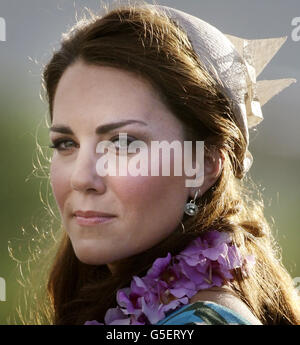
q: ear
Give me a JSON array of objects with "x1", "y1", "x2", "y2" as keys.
[{"x1": 188, "y1": 148, "x2": 224, "y2": 199}]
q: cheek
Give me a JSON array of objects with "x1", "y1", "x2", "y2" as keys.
[
  {"x1": 111, "y1": 173, "x2": 187, "y2": 256},
  {"x1": 50, "y1": 158, "x2": 70, "y2": 214},
  {"x1": 117, "y1": 153, "x2": 188, "y2": 221},
  {"x1": 114, "y1": 173, "x2": 187, "y2": 227}
]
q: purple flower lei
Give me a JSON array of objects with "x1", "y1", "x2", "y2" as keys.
[{"x1": 84, "y1": 230, "x2": 255, "y2": 325}]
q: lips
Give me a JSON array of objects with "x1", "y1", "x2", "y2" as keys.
[
  {"x1": 74, "y1": 210, "x2": 115, "y2": 218},
  {"x1": 73, "y1": 210, "x2": 116, "y2": 226}
]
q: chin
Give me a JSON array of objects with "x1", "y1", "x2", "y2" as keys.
[
  {"x1": 77, "y1": 255, "x2": 101, "y2": 265},
  {"x1": 72, "y1": 244, "x2": 106, "y2": 266}
]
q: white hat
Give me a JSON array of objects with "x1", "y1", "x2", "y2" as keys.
[{"x1": 149, "y1": 5, "x2": 296, "y2": 175}]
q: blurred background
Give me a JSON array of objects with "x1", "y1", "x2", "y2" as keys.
[{"x1": 0, "y1": 0, "x2": 299, "y2": 324}]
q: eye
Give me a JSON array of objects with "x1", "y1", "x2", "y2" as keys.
[
  {"x1": 110, "y1": 135, "x2": 137, "y2": 152},
  {"x1": 48, "y1": 138, "x2": 77, "y2": 151}
]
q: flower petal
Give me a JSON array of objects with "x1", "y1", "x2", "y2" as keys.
[
  {"x1": 104, "y1": 307, "x2": 129, "y2": 324},
  {"x1": 147, "y1": 253, "x2": 172, "y2": 279}
]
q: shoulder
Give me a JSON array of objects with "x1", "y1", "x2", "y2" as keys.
[
  {"x1": 156, "y1": 287, "x2": 263, "y2": 325},
  {"x1": 189, "y1": 286, "x2": 263, "y2": 325}
]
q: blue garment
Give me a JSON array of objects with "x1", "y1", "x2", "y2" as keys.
[{"x1": 155, "y1": 301, "x2": 253, "y2": 325}]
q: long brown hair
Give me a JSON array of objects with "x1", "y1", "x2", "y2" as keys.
[{"x1": 14, "y1": 0, "x2": 300, "y2": 324}]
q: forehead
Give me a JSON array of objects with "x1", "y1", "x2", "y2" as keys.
[
  {"x1": 52, "y1": 61, "x2": 169, "y2": 125},
  {"x1": 51, "y1": 61, "x2": 186, "y2": 140}
]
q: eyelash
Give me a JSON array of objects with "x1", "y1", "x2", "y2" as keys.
[
  {"x1": 48, "y1": 135, "x2": 137, "y2": 152},
  {"x1": 48, "y1": 138, "x2": 77, "y2": 151}
]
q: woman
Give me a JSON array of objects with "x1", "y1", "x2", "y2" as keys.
[{"x1": 25, "y1": 1, "x2": 300, "y2": 325}]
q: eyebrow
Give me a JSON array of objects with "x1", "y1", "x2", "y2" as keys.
[{"x1": 49, "y1": 119, "x2": 148, "y2": 135}]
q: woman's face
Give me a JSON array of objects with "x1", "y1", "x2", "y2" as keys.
[{"x1": 49, "y1": 60, "x2": 195, "y2": 268}]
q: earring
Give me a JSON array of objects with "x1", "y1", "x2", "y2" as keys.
[
  {"x1": 180, "y1": 221, "x2": 186, "y2": 233},
  {"x1": 184, "y1": 189, "x2": 200, "y2": 216}
]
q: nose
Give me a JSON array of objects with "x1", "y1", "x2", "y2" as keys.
[{"x1": 70, "y1": 144, "x2": 106, "y2": 194}]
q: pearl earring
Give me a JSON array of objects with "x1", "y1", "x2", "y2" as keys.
[{"x1": 184, "y1": 189, "x2": 201, "y2": 216}]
